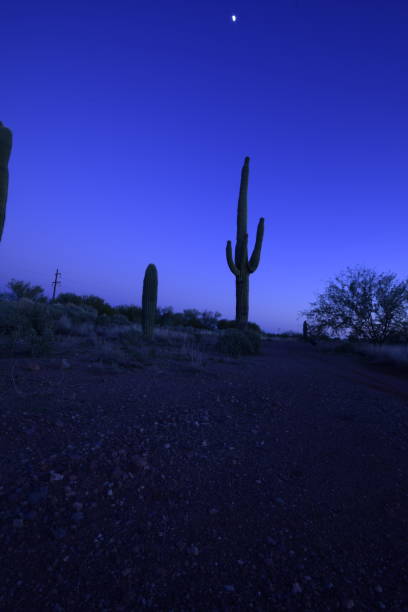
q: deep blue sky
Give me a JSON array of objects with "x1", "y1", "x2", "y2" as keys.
[{"x1": 1, "y1": 0, "x2": 407, "y2": 332}]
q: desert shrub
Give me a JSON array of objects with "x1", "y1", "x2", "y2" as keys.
[
  {"x1": 55, "y1": 292, "x2": 84, "y2": 306},
  {"x1": 96, "y1": 313, "x2": 111, "y2": 328},
  {"x1": 0, "y1": 302, "x2": 24, "y2": 335},
  {"x1": 6, "y1": 279, "x2": 46, "y2": 302},
  {"x1": 111, "y1": 313, "x2": 129, "y2": 326},
  {"x1": 303, "y1": 267, "x2": 408, "y2": 343},
  {"x1": 28, "y1": 327, "x2": 55, "y2": 356},
  {"x1": 0, "y1": 300, "x2": 55, "y2": 355},
  {"x1": 0, "y1": 292, "x2": 16, "y2": 302},
  {"x1": 53, "y1": 314, "x2": 73, "y2": 335},
  {"x1": 70, "y1": 322, "x2": 96, "y2": 336},
  {"x1": 94, "y1": 341, "x2": 128, "y2": 365},
  {"x1": 5, "y1": 326, "x2": 55, "y2": 356},
  {"x1": 215, "y1": 328, "x2": 260, "y2": 357},
  {"x1": 360, "y1": 343, "x2": 408, "y2": 366},
  {"x1": 82, "y1": 295, "x2": 114, "y2": 316},
  {"x1": 332, "y1": 341, "x2": 357, "y2": 354},
  {"x1": 114, "y1": 305, "x2": 142, "y2": 323},
  {"x1": 243, "y1": 329, "x2": 262, "y2": 353},
  {"x1": 246, "y1": 322, "x2": 262, "y2": 334},
  {"x1": 15, "y1": 299, "x2": 53, "y2": 336},
  {"x1": 217, "y1": 319, "x2": 262, "y2": 334},
  {"x1": 61, "y1": 303, "x2": 98, "y2": 324},
  {"x1": 47, "y1": 303, "x2": 67, "y2": 320},
  {"x1": 118, "y1": 328, "x2": 143, "y2": 348}
]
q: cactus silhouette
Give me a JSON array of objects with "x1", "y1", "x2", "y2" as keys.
[
  {"x1": 142, "y1": 264, "x2": 158, "y2": 340},
  {"x1": 303, "y1": 320, "x2": 309, "y2": 340},
  {"x1": 0, "y1": 121, "x2": 12, "y2": 241},
  {"x1": 226, "y1": 157, "x2": 264, "y2": 329}
]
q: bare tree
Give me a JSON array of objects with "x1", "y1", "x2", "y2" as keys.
[{"x1": 302, "y1": 267, "x2": 408, "y2": 343}]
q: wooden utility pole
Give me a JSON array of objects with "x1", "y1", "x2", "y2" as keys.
[{"x1": 51, "y1": 268, "x2": 62, "y2": 301}]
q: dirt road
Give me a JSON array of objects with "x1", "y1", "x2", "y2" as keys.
[{"x1": 0, "y1": 339, "x2": 407, "y2": 611}]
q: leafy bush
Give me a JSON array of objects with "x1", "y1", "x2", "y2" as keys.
[{"x1": 215, "y1": 328, "x2": 261, "y2": 357}]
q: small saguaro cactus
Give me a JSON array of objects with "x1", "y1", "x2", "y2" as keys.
[
  {"x1": 142, "y1": 263, "x2": 158, "y2": 340},
  {"x1": 226, "y1": 157, "x2": 265, "y2": 329},
  {"x1": 303, "y1": 320, "x2": 309, "y2": 340},
  {"x1": 0, "y1": 121, "x2": 13, "y2": 241}
]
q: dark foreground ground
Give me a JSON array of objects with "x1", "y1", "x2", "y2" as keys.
[{"x1": 1, "y1": 338, "x2": 408, "y2": 611}]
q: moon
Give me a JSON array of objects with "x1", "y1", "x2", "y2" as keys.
[{"x1": 232, "y1": 15, "x2": 237, "y2": 22}]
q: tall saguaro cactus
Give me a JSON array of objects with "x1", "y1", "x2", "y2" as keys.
[
  {"x1": 142, "y1": 264, "x2": 158, "y2": 340},
  {"x1": 226, "y1": 157, "x2": 264, "y2": 329},
  {"x1": 0, "y1": 121, "x2": 12, "y2": 242},
  {"x1": 227, "y1": 157, "x2": 265, "y2": 328}
]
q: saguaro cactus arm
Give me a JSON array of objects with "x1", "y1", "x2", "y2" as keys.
[
  {"x1": 248, "y1": 217, "x2": 265, "y2": 273},
  {"x1": 226, "y1": 240, "x2": 240, "y2": 276}
]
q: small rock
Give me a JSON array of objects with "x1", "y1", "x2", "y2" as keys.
[
  {"x1": 25, "y1": 362, "x2": 40, "y2": 371},
  {"x1": 23, "y1": 510, "x2": 37, "y2": 520},
  {"x1": 29, "y1": 487, "x2": 48, "y2": 504},
  {"x1": 292, "y1": 582, "x2": 302, "y2": 594},
  {"x1": 61, "y1": 359, "x2": 71, "y2": 369},
  {"x1": 344, "y1": 600, "x2": 354, "y2": 609},
  {"x1": 224, "y1": 585, "x2": 235, "y2": 592},
  {"x1": 72, "y1": 512, "x2": 84, "y2": 522},
  {"x1": 50, "y1": 471, "x2": 64, "y2": 481},
  {"x1": 188, "y1": 545, "x2": 199, "y2": 556},
  {"x1": 132, "y1": 455, "x2": 149, "y2": 469},
  {"x1": 209, "y1": 508, "x2": 219, "y2": 515},
  {"x1": 374, "y1": 585, "x2": 383, "y2": 593}
]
